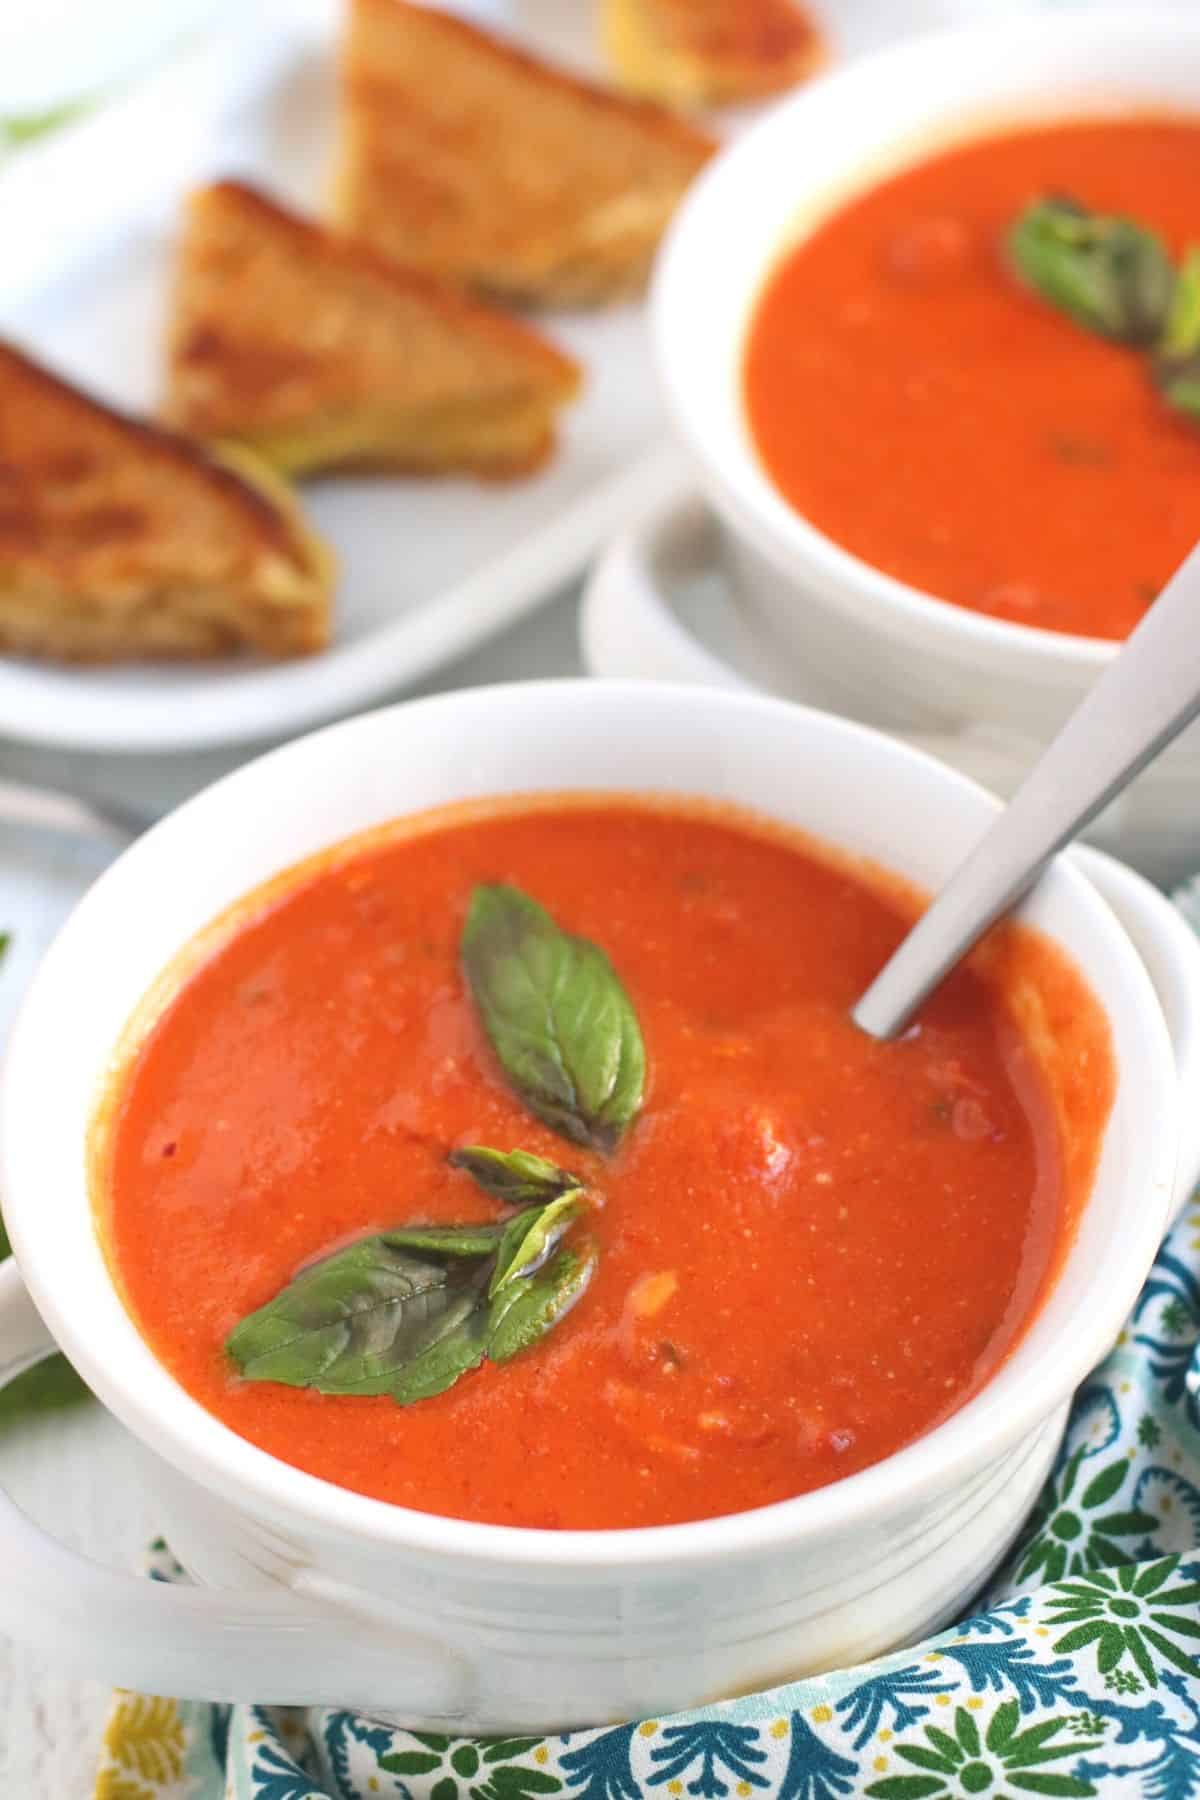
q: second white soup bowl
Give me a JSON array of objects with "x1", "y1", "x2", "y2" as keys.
[
  {"x1": 652, "y1": 10, "x2": 1200, "y2": 744},
  {"x1": 2, "y1": 683, "x2": 1200, "y2": 1727}
]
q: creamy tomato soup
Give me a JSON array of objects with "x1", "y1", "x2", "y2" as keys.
[
  {"x1": 97, "y1": 799, "x2": 1112, "y2": 1529},
  {"x1": 745, "y1": 117, "x2": 1200, "y2": 640}
]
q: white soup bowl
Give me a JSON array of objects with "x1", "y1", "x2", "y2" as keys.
[
  {"x1": 652, "y1": 9, "x2": 1200, "y2": 753},
  {"x1": 2, "y1": 682, "x2": 1200, "y2": 1728}
]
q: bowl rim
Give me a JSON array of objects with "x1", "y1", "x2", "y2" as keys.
[
  {"x1": 0, "y1": 680, "x2": 1178, "y2": 1573},
  {"x1": 651, "y1": 6, "x2": 1200, "y2": 673}
]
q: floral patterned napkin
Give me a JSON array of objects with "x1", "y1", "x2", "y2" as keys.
[{"x1": 92, "y1": 885, "x2": 1200, "y2": 1800}]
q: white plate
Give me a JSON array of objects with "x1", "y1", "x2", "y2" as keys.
[
  {"x1": 0, "y1": 0, "x2": 704, "y2": 753},
  {"x1": 579, "y1": 484, "x2": 1200, "y2": 888},
  {"x1": 0, "y1": 0, "x2": 1017, "y2": 755}
]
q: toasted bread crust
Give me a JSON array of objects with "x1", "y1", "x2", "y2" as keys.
[
  {"x1": 349, "y1": 0, "x2": 718, "y2": 155},
  {"x1": 0, "y1": 341, "x2": 333, "y2": 661},
  {"x1": 166, "y1": 180, "x2": 581, "y2": 475},
  {"x1": 187, "y1": 181, "x2": 582, "y2": 379},
  {"x1": 603, "y1": 0, "x2": 824, "y2": 104},
  {"x1": 334, "y1": 0, "x2": 715, "y2": 306}
]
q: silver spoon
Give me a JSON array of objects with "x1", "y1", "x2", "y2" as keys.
[{"x1": 854, "y1": 539, "x2": 1200, "y2": 1039}]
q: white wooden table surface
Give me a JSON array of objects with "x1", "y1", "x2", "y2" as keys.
[{"x1": 0, "y1": 589, "x2": 584, "y2": 1798}]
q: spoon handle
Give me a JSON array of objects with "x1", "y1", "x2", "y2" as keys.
[{"x1": 853, "y1": 539, "x2": 1200, "y2": 1039}]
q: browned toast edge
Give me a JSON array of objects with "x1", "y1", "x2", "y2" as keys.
[
  {"x1": 183, "y1": 180, "x2": 583, "y2": 400},
  {"x1": 341, "y1": 0, "x2": 717, "y2": 165},
  {"x1": 0, "y1": 339, "x2": 317, "y2": 571}
]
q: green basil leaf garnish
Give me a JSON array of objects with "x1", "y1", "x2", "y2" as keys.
[
  {"x1": 1155, "y1": 244, "x2": 1200, "y2": 423},
  {"x1": 449, "y1": 1145, "x2": 581, "y2": 1206},
  {"x1": 382, "y1": 1222, "x2": 507, "y2": 1258},
  {"x1": 488, "y1": 1241, "x2": 597, "y2": 1365},
  {"x1": 388, "y1": 1306, "x2": 491, "y2": 1406},
  {"x1": 461, "y1": 884, "x2": 646, "y2": 1153},
  {"x1": 227, "y1": 884, "x2": 633, "y2": 1409},
  {"x1": 227, "y1": 1237, "x2": 493, "y2": 1397},
  {"x1": 1009, "y1": 194, "x2": 1174, "y2": 345},
  {"x1": 490, "y1": 1192, "x2": 587, "y2": 1296},
  {"x1": 229, "y1": 1204, "x2": 595, "y2": 1404},
  {"x1": 491, "y1": 1207, "x2": 549, "y2": 1295},
  {"x1": 1162, "y1": 245, "x2": 1200, "y2": 358}
]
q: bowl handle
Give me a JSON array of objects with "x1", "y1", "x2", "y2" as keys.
[
  {"x1": 0, "y1": 1260, "x2": 469, "y2": 1710},
  {"x1": 1072, "y1": 846, "x2": 1200, "y2": 1221}
]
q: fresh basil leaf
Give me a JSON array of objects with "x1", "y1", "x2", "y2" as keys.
[
  {"x1": 1155, "y1": 245, "x2": 1200, "y2": 423},
  {"x1": 227, "y1": 1236, "x2": 493, "y2": 1396},
  {"x1": 488, "y1": 1241, "x2": 597, "y2": 1365},
  {"x1": 491, "y1": 1207, "x2": 547, "y2": 1294},
  {"x1": 461, "y1": 885, "x2": 646, "y2": 1153},
  {"x1": 449, "y1": 1145, "x2": 581, "y2": 1207},
  {"x1": 229, "y1": 1183, "x2": 598, "y2": 1405},
  {"x1": 1162, "y1": 245, "x2": 1200, "y2": 359},
  {"x1": 490, "y1": 1192, "x2": 587, "y2": 1297},
  {"x1": 1009, "y1": 194, "x2": 1174, "y2": 345},
  {"x1": 389, "y1": 1304, "x2": 491, "y2": 1405},
  {"x1": 382, "y1": 1222, "x2": 506, "y2": 1258}
]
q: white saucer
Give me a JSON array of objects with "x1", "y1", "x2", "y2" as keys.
[{"x1": 579, "y1": 485, "x2": 1200, "y2": 887}]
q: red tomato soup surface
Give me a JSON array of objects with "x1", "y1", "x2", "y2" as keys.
[
  {"x1": 744, "y1": 117, "x2": 1200, "y2": 640},
  {"x1": 99, "y1": 800, "x2": 1113, "y2": 1529}
]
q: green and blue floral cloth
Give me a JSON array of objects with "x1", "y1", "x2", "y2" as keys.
[{"x1": 92, "y1": 878, "x2": 1200, "y2": 1800}]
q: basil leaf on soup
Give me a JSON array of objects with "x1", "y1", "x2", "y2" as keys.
[
  {"x1": 461, "y1": 884, "x2": 646, "y2": 1153},
  {"x1": 489, "y1": 1241, "x2": 597, "y2": 1365},
  {"x1": 490, "y1": 1207, "x2": 547, "y2": 1295},
  {"x1": 228, "y1": 1200, "x2": 597, "y2": 1405},
  {"x1": 1009, "y1": 194, "x2": 1174, "y2": 345},
  {"x1": 449, "y1": 1144, "x2": 581, "y2": 1206},
  {"x1": 388, "y1": 1304, "x2": 492, "y2": 1406},
  {"x1": 490, "y1": 1191, "x2": 588, "y2": 1297},
  {"x1": 1155, "y1": 245, "x2": 1200, "y2": 423},
  {"x1": 227, "y1": 1236, "x2": 494, "y2": 1397},
  {"x1": 382, "y1": 1222, "x2": 507, "y2": 1258}
]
